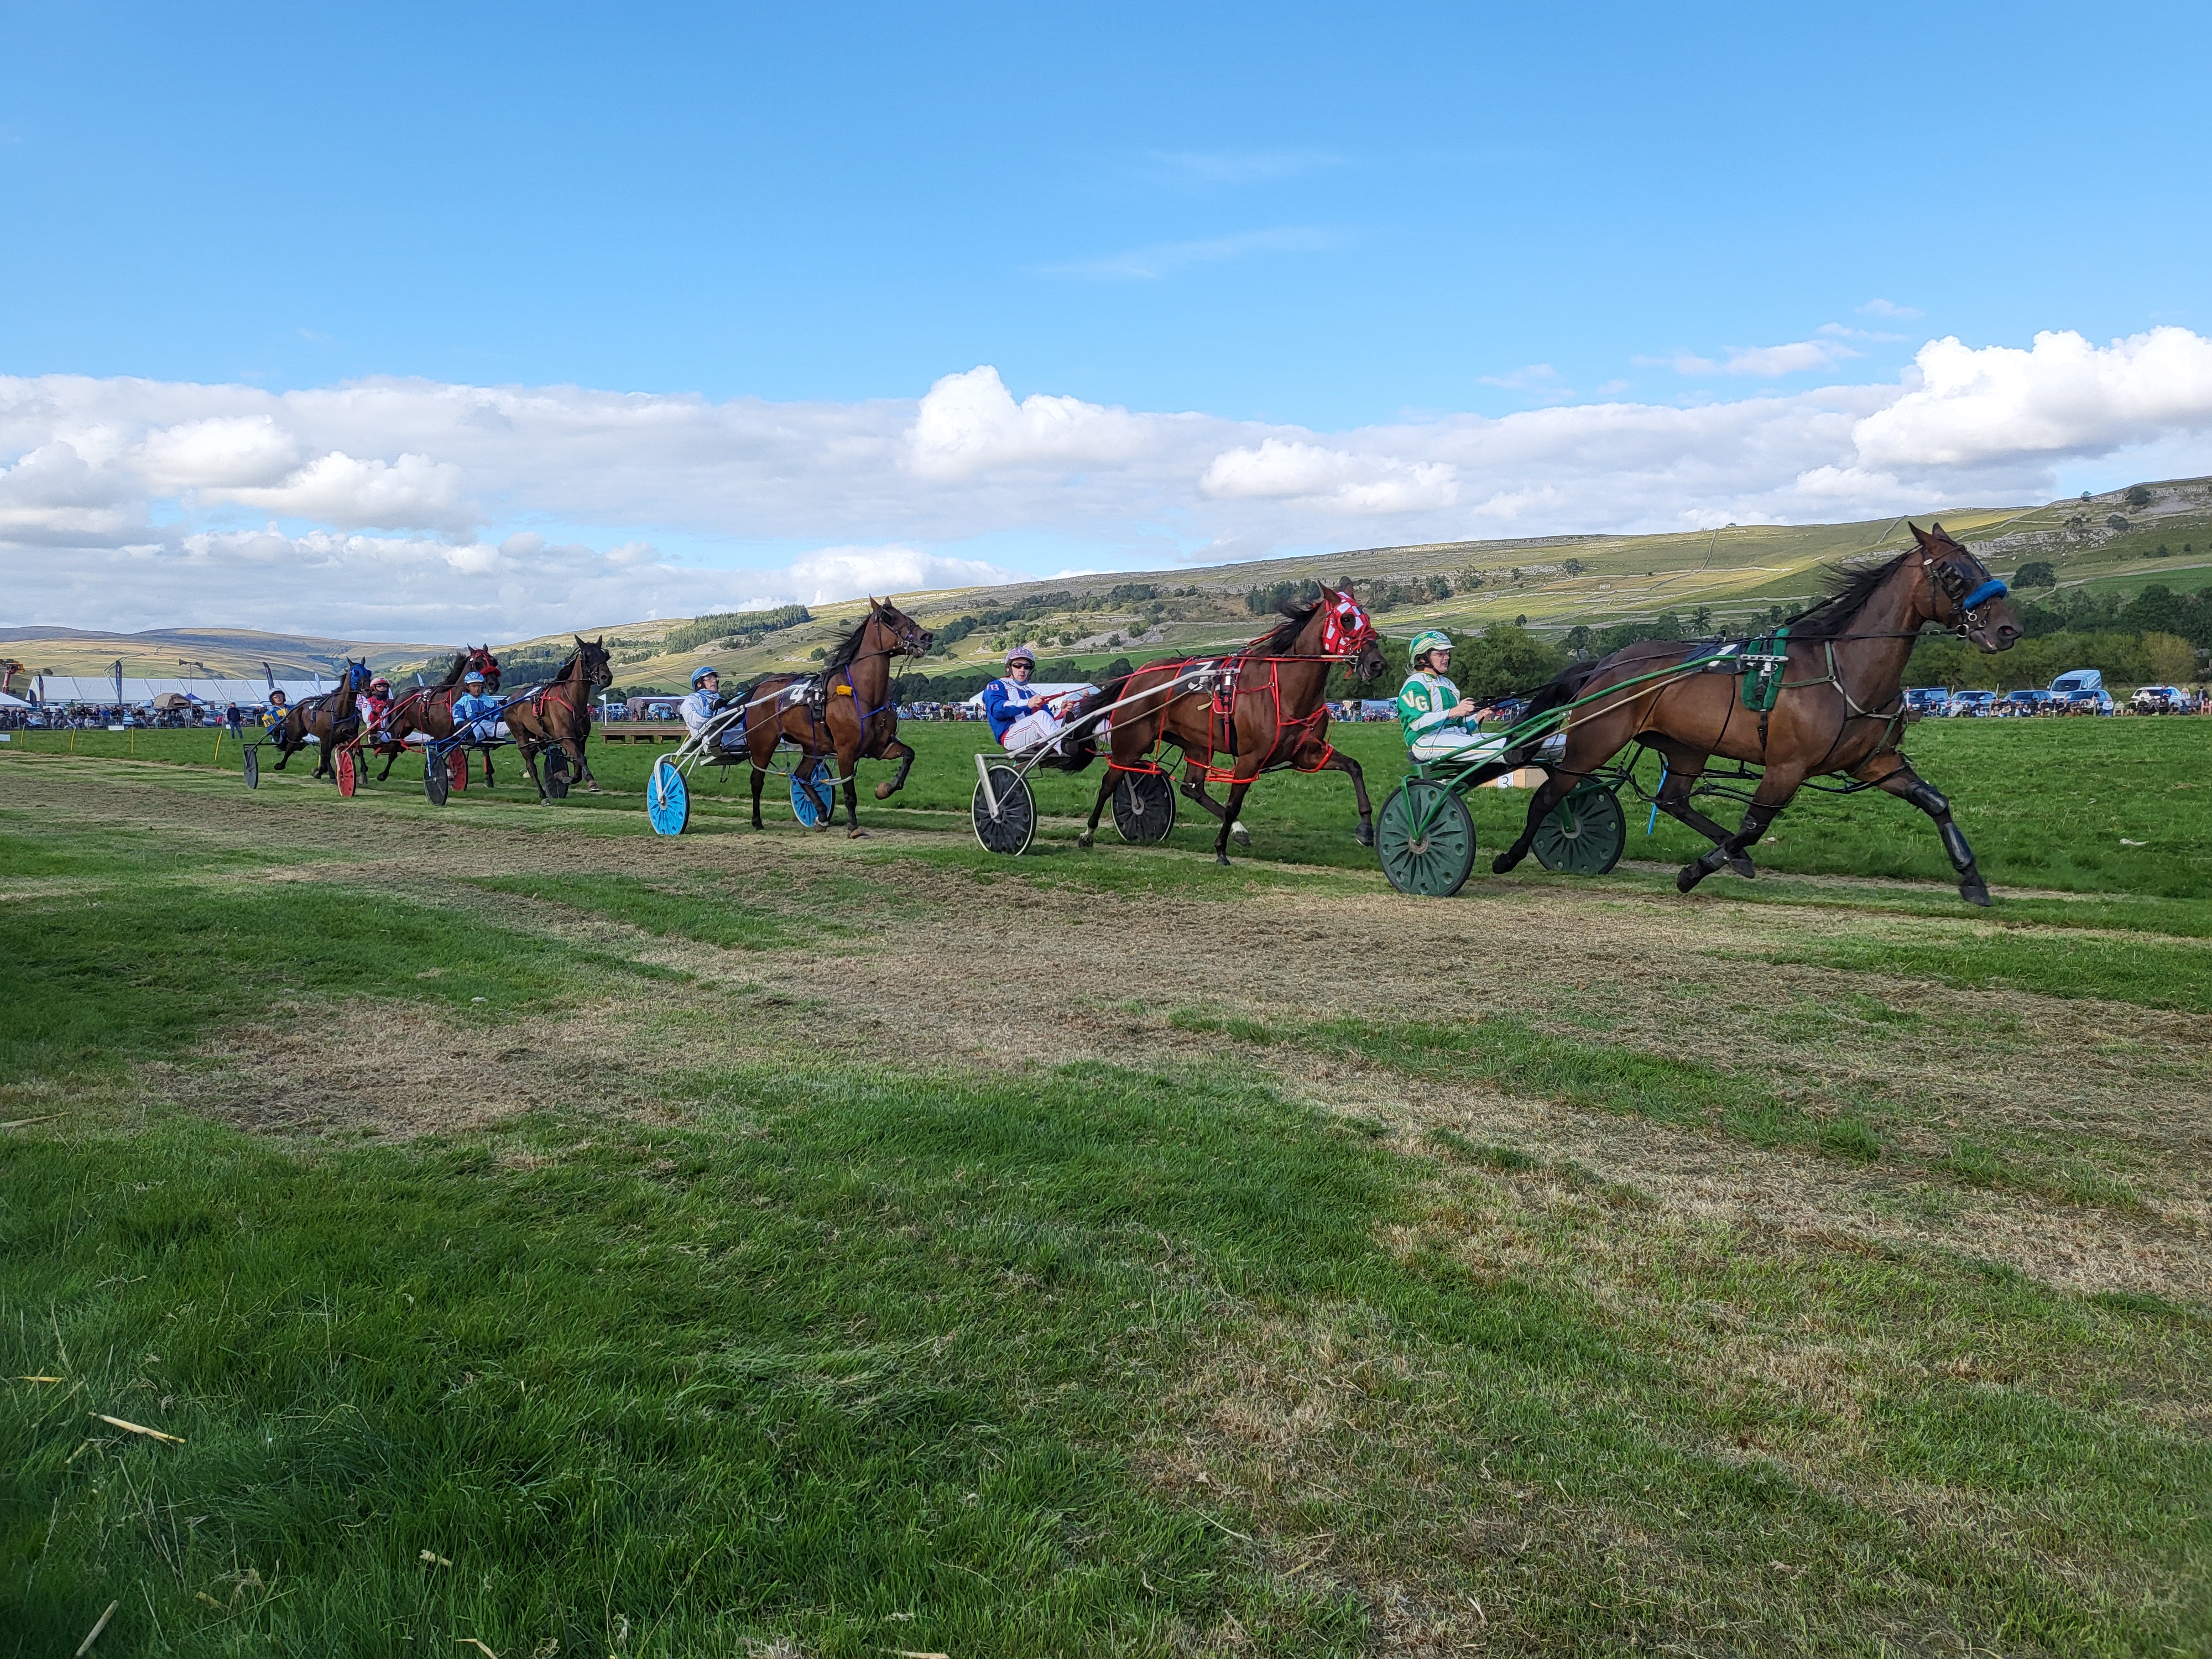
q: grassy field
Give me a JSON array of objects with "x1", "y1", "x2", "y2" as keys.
[{"x1": 2, "y1": 730, "x2": 2208, "y2": 1657}]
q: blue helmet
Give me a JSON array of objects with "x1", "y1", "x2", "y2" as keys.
[{"x1": 691, "y1": 665, "x2": 720, "y2": 688}]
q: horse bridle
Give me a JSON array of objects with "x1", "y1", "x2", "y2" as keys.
[{"x1": 1923, "y1": 544, "x2": 2008, "y2": 637}]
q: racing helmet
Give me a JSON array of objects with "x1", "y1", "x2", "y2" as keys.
[
  {"x1": 691, "y1": 665, "x2": 720, "y2": 688},
  {"x1": 367, "y1": 676, "x2": 390, "y2": 693},
  {"x1": 1407, "y1": 630, "x2": 1452, "y2": 670},
  {"x1": 1005, "y1": 645, "x2": 1036, "y2": 667},
  {"x1": 462, "y1": 670, "x2": 487, "y2": 687}
]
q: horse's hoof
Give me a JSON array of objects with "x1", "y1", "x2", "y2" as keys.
[
  {"x1": 1960, "y1": 874, "x2": 1991, "y2": 907},
  {"x1": 1729, "y1": 855, "x2": 1756, "y2": 879},
  {"x1": 1491, "y1": 853, "x2": 1516, "y2": 875},
  {"x1": 1215, "y1": 854, "x2": 1232, "y2": 867},
  {"x1": 1676, "y1": 859, "x2": 1712, "y2": 894},
  {"x1": 1231, "y1": 822, "x2": 1251, "y2": 848},
  {"x1": 873, "y1": 782, "x2": 895, "y2": 800},
  {"x1": 1076, "y1": 831, "x2": 1093, "y2": 849},
  {"x1": 1354, "y1": 823, "x2": 1375, "y2": 848},
  {"x1": 847, "y1": 829, "x2": 869, "y2": 839}
]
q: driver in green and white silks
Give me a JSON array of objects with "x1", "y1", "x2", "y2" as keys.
[{"x1": 1397, "y1": 631, "x2": 1506, "y2": 766}]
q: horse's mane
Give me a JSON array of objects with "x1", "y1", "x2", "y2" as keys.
[
  {"x1": 823, "y1": 608, "x2": 880, "y2": 673},
  {"x1": 1785, "y1": 549, "x2": 1914, "y2": 640},
  {"x1": 1251, "y1": 595, "x2": 1324, "y2": 656},
  {"x1": 434, "y1": 650, "x2": 468, "y2": 687}
]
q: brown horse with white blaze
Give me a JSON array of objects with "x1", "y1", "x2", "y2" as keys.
[
  {"x1": 1491, "y1": 523, "x2": 2021, "y2": 905},
  {"x1": 506, "y1": 637, "x2": 614, "y2": 801},
  {"x1": 735, "y1": 598, "x2": 932, "y2": 837},
  {"x1": 1061, "y1": 582, "x2": 1388, "y2": 864}
]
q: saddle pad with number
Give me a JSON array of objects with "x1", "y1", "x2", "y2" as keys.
[{"x1": 1740, "y1": 628, "x2": 1792, "y2": 713}]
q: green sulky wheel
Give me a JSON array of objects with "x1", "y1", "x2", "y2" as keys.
[
  {"x1": 1531, "y1": 781, "x2": 1627, "y2": 875},
  {"x1": 1376, "y1": 778, "x2": 1476, "y2": 897}
]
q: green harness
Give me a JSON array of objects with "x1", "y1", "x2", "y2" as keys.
[{"x1": 1740, "y1": 627, "x2": 1792, "y2": 713}]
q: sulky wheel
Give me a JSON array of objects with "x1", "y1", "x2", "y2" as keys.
[
  {"x1": 423, "y1": 749, "x2": 450, "y2": 806},
  {"x1": 543, "y1": 745, "x2": 571, "y2": 800},
  {"x1": 1376, "y1": 778, "x2": 1476, "y2": 897},
  {"x1": 1111, "y1": 769, "x2": 1177, "y2": 844},
  {"x1": 335, "y1": 747, "x2": 357, "y2": 798},
  {"x1": 789, "y1": 757, "x2": 836, "y2": 828},
  {"x1": 971, "y1": 765, "x2": 1036, "y2": 856},
  {"x1": 242, "y1": 744, "x2": 260, "y2": 790},
  {"x1": 448, "y1": 748, "x2": 470, "y2": 794},
  {"x1": 1531, "y1": 781, "x2": 1626, "y2": 876},
  {"x1": 646, "y1": 755, "x2": 690, "y2": 836}
]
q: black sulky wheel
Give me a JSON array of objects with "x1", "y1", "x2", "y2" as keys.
[
  {"x1": 544, "y1": 745, "x2": 571, "y2": 800},
  {"x1": 971, "y1": 765, "x2": 1036, "y2": 856},
  {"x1": 1376, "y1": 778, "x2": 1476, "y2": 897},
  {"x1": 242, "y1": 744, "x2": 260, "y2": 790},
  {"x1": 1111, "y1": 769, "x2": 1177, "y2": 844},
  {"x1": 424, "y1": 749, "x2": 450, "y2": 806},
  {"x1": 1532, "y1": 780, "x2": 1627, "y2": 876}
]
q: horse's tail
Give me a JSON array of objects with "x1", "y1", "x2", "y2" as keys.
[{"x1": 1496, "y1": 660, "x2": 1605, "y2": 770}]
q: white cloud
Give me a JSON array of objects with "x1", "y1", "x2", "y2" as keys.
[
  {"x1": 11, "y1": 327, "x2": 2212, "y2": 639},
  {"x1": 1479, "y1": 363, "x2": 1563, "y2": 391},
  {"x1": 1645, "y1": 339, "x2": 1861, "y2": 377},
  {"x1": 1035, "y1": 226, "x2": 1338, "y2": 281},
  {"x1": 1859, "y1": 298, "x2": 1924, "y2": 319}
]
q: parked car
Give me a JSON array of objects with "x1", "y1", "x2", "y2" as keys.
[
  {"x1": 1905, "y1": 686, "x2": 1950, "y2": 716},
  {"x1": 2000, "y1": 688, "x2": 2057, "y2": 716},
  {"x1": 2058, "y1": 686, "x2": 2114, "y2": 714},
  {"x1": 2131, "y1": 684, "x2": 2194, "y2": 713},
  {"x1": 1947, "y1": 690, "x2": 2000, "y2": 717}
]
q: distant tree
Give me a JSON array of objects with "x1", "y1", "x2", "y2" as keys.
[
  {"x1": 1563, "y1": 624, "x2": 1595, "y2": 659},
  {"x1": 2151, "y1": 544, "x2": 2172, "y2": 559},
  {"x1": 1563, "y1": 557, "x2": 1585, "y2": 577},
  {"x1": 1509, "y1": 567, "x2": 1525, "y2": 583},
  {"x1": 1650, "y1": 610, "x2": 1685, "y2": 641},
  {"x1": 1691, "y1": 605, "x2": 1713, "y2": 632},
  {"x1": 2144, "y1": 632, "x2": 2197, "y2": 682},
  {"x1": 1456, "y1": 622, "x2": 1567, "y2": 703},
  {"x1": 2012, "y1": 561, "x2": 2058, "y2": 588},
  {"x1": 2107, "y1": 514, "x2": 2131, "y2": 532},
  {"x1": 1514, "y1": 613, "x2": 1527, "y2": 627},
  {"x1": 2125, "y1": 484, "x2": 2154, "y2": 508}
]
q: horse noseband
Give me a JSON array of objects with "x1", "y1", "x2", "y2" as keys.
[{"x1": 1928, "y1": 554, "x2": 2007, "y2": 633}]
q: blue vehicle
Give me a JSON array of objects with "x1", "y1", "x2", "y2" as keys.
[
  {"x1": 2000, "y1": 688, "x2": 2057, "y2": 716},
  {"x1": 2059, "y1": 686, "x2": 2114, "y2": 715},
  {"x1": 1905, "y1": 686, "x2": 1950, "y2": 715},
  {"x1": 1947, "y1": 690, "x2": 2000, "y2": 717}
]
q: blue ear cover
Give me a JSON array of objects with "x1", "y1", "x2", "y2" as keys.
[{"x1": 1961, "y1": 579, "x2": 2008, "y2": 609}]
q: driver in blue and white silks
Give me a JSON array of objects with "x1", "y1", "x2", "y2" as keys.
[
  {"x1": 451, "y1": 670, "x2": 504, "y2": 743},
  {"x1": 679, "y1": 665, "x2": 724, "y2": 735},
  {"x1": 982, "y1": 646, "x2": 1071, "y2": 753},
  {"x1": 1397, "y1": 632, "x2": 1505, "y2": 766}
]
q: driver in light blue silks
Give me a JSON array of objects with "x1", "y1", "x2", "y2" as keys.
[
  {"x1": 1397, "y1": 631, "x2": 1505, "y2": 766},
  {"x1": 678, "y1": 665, "x2": 723, "y2": 736},
  {"x1": 451, "y1": 670, "x2": 503, "y2": 743}
]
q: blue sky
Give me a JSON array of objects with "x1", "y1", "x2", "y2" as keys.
[{"x1": 6, "y1": 1, "x2": 2212, "y2": 635}]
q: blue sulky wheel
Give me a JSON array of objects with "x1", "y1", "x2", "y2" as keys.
[
  {"x1": 1531, "y1": 781, "x2": 1626, "y2": 876},
  {"x1": 646, "y1": 755, "x2": 690, "y2": 836},
  {"x1": 1376, "y1": 778, "x2": 1475, "y2": 896},
  {"x1": 788, "y1": 758, "x2": 836, "y2": 828}
]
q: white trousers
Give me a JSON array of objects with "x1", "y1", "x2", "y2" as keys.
[
  {"x1": 1001, "y1": 708, "x2": 1067, "y2": 752},
  {"x1": 1410, "y1": 729, "x2": 1505, "y2": 766}
]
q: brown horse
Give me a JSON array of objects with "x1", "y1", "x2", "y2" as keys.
[
  {"x1": 377, "y1": 645, "x2": 503, "y2": 782},
  {"x1": 736, "y1": 598, "x2": 932, "y2": 836},
  {"x1": 1063, "y1": 582, "x2": 1387, "y2": 864},
  {"x1": 1490, "y1": 523, "x2": 2021, "y2": 905},
  {"x1": 506, "y1": 637, "x2": 614, "y2": 801},
  {"x1": 269, "y1": 659, "x2": 370, "y2": 781}
]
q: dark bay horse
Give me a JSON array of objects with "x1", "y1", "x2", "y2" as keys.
[
  {"x1": 1491, "y1": 523, "x2": 2020, "y2": 905},
  {"x1": 269, "y1": 660, "x2": 371, "y2": 781},
  {"x1": 1063, "y1": 582, "x2": 1387, "y2": 864},
  {"x1": 736, "y1": 598, "x2": 932, "y2": 837},
  {"x1": 506, "y1": 637, "x2": 614, "y2": 801},
  {"x1": 377, "y1": 645, "x2": 502, "y2": 782}
]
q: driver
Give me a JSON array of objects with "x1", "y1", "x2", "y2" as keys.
[
  {"x1": 982, "y1": 646, "x2": 1071, "y2": 752},
  {"x1": 260, "y1": 689, "x2": 289, "y2": 733},
  {"x1": 357, "y1": 675, "x2": 394, "y2": 743},
  {"x1": 1397, "y1": 631, "x2": 1503, "y2": 765},
  {"x1": 679, "y1": 665, "x2": 724, "y2": 735},
  {"x1": 451, "y1": 670, "x2": 503, "y2": 744}
]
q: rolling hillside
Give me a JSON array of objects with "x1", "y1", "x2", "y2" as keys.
[
  {"x1": 0, "y1": 625, "x2": 445, "y2": 681},
  {"x1": 515, "y1": 475, "x2": 2212, "y2": 691}
]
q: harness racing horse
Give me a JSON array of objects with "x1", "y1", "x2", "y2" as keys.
[
  {"x1": 1491, "y1": 523, "x2": 2021, "y2": 905},
  {"x1": 268, "y1": 659, "x2": 372, "y2": 781},
  {"x1": 736, "y1": 598, "x2": 933, "y2": 837},
  {"x1": 376, "y1": 645, "x2": 503, "y2": 783},
  {"x1": 506, "y1": 637, "x2": 614, "y2": 801},
  {"x1": 1063, "y1": 582, "x2": 1389, "y2": 865}
]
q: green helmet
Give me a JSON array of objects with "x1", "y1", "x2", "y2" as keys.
[{"x1": 1407, "y1": 630, "x2": 1452, "y2": 667}]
